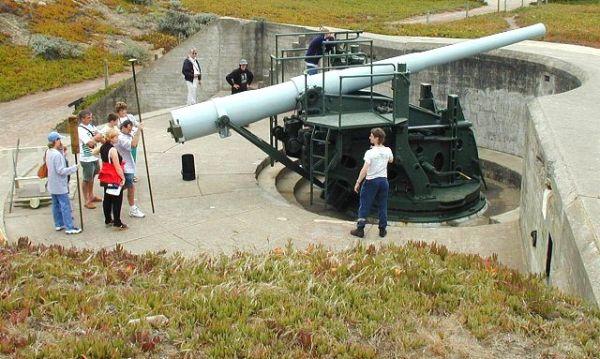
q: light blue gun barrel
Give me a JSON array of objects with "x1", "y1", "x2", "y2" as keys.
[{"x1": 168, "y1": 23, "x2": 546, "y2": 143}]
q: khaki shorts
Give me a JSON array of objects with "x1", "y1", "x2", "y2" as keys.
[{"x1": 81, "y1": 160, "x2": 99, "y2": 182}]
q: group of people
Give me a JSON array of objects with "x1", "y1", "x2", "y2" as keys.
[
  {"x1": 45, "y1": 102, "x2": 145, "y2": 235},
  {"x1": 182, "y1": 48, "x2": 255, "y2": 105}
]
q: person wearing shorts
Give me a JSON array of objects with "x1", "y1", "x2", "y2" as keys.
[
  {"x1": 77, "y1": 110, "x2": 103, "y2": 209},
  {"x1": 116, "y1": 119, "x2": 145, "y2": 218}
]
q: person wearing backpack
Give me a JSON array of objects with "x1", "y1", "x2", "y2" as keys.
[{"x1": 46, "y1": 131, "x2": 81, "y2": 234}]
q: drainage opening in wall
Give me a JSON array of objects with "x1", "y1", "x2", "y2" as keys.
[{"x1": 546, "y1": 234, "x2": 553, "y2": 280}]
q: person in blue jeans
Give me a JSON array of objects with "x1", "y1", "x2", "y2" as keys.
[
  {"x1": 351, "y1": 128, "x2": 394, "y2": 238},
  {"x1": 305, "y1": 28, "x2": 334, "y2": 75},
  {"x1": 45, "y1": 132, "x2": 81, "y2": 234}
]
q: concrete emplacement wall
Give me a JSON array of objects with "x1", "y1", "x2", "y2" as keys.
[{"x1": 90, "y1": 18, "x2": 600, "y2": 306}]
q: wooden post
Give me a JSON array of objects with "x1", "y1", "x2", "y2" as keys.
[{"x1": 104, "y1": 59, "x2": 109, "y2": 89}]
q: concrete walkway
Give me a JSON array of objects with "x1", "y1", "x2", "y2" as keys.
[
  {"x1": 0, "y1": 72, "x2": 131, "y2": 148},
  {"x1": 0, "y1": 72, "x2": 131, "y2": 242},
  {"x1": 1, "y1": 107, "x2": 526, "y2": 272},
  {"x1": 395, "y1": 0, "x2": 529, "y2": 25}
]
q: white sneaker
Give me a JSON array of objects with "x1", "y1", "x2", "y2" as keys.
[
  {"x1": 55, "y1": 226, "x2": 64, "y2": 231},
  {"x1": 129, "y1": 206, "x2": 145, "y2": 218},
  {"x1": 65, "y1": 228, "x2": 82, "y2": 235}
]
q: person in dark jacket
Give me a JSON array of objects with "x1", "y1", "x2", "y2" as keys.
[
  {"x1": 305, "y1": 28, "x2": 334, "y2": 75},
  {"x1": 181, "y1": 48, "x2": 202, "y2": 105},
  {"x1": 225, "y1": 59, "x2": 254, "y2": 94}
]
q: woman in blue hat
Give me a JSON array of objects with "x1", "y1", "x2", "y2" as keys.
[{"x1": 46, "y1": 131, "x2": 81, "y2": 234}]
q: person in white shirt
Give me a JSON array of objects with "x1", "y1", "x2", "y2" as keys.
[
  {"x1": 115, "y1": 101, "x2": 140, "y2": 128},
  {"x1": 99, "y1": 113, "x2": 119, "y2": 136},
  {"x1": 115, "y1": 102, "x2": 140, "y2": 181},
  {"x1": 351, "y1": 127, "x2": 394, "y2": 238},
  {"x1": 77, "y1": 110, "x2": 104, "y2": 209},
  {"x1": 46, "y1": 131, "x2": 81, "y2": 234},
  {"x1": 182, "y1": 48, "x2": 202, "y2": 105},
  {"x1": 115, "y1": 119, "x2": 145, "y2": 218}
]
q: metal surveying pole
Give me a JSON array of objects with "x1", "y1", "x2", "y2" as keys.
[
  {"x1": 129, "y1": 58, "x2": 155, "y2": 214},
  {"x1": 67, "y1": 116, "x2": 84, "y2": 230}
]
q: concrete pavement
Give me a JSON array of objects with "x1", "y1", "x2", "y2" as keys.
[{"x1": 1, "y1": 107, "x2": 526, "y2": 272}]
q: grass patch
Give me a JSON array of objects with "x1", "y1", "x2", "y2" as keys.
[
  {"x1": 378, "y1": 13, "x2": 510, "y2": 38},
  {"x1": 1, "y1": 239, "x2": 599, "y2": 357},
  {"x1": 182, "y1": 0, "x2": 484, "y2": 31},
  {"x1": 0, "y1": 45, "x2": 126, "y2": 102},
  {"x1": 515, "y1": 0, "x2": 600, "y2": 48},
  {"x1": 182, "y1": 0, "x2": 599, "y2": 48}
]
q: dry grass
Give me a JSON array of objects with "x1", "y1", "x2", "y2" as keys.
[{"x1": 1, "y1": 239, "x2": 599, "y2": 357}]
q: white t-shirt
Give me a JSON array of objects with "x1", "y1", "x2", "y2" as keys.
[
  {"x1": 99, "y1": 123, "x2": 117, "y2": 135},
  {"x1": 118, "y1": 113, "x2": 139, "y2": 128},
  {"x1": 78, "y1": 123, "x2": 99, "y2": 162},
  {"x1": 115, "y1": 132, "x2": 136, "y2": 174},
  {"x1": 364, "y1": 146, "x2": 393, "y2": 180}
]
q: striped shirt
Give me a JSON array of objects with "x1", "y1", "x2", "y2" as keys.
[{"x1": 78, "y1": 123, "x2": 99, "y2": 162}]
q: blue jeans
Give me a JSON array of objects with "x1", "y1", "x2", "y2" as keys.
[
  {"x1": 306, "y1": 63, "x2": 318, "y2": 75},
  {"x1": 357, "y1": 177, "x2": 389, "y2": 229},
  {"x1": 51, "y1": 193, "x2": 75, "y2": 230}
]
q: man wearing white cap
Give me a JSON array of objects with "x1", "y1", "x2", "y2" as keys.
[
  {"x1": 225, "y1": 59, "x2": 254, "y2": 95},
  {"x1": 46, "y1": 131, "x2": 81, "y2": 234}
]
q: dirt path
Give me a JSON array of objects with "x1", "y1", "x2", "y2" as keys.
[
  {"x1": 392, "y1": 0, "x2": 529, "y2": 25},
  {"x1": 0, "y1": 72, "x2": 131, "y2": 148}
]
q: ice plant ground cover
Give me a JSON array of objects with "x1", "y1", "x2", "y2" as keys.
[{"x1": 1, "y1": 238, "x2": 599, "y2": 357}]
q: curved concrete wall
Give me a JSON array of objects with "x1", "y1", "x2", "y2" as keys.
[{"x1": 92, "y1": 18, "x2": 600, "y2": 305}]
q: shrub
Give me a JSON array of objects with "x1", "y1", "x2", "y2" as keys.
[
  {"x1": 29, "y1": 34, "x2": 83, "y2": 60},
  {"x1": 0, "y1": 0, "x2": 22, "y2": 15},
  {"x1": 169, "y1": 0, "x2": 182, "y2": 10},
  {"x1": 122, "y1": 40, "x2": 150, "y2": 62},
  {"x1": 127, "y1": 0, "x2": 152, "y2": 5},
  {"x1": 158, "y1": 10, "x2": 216, "y2": 38},
  {"x1": 134, "y1": 32, "x2": 179, "y2": 52}
]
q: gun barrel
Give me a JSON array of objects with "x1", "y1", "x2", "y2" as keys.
[{"x1": 169, "y1": 24, "x2": 545, "y2": 143}]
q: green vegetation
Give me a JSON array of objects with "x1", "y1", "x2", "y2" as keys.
[
  {"x1": 1, "y1": 0, "x2": 597, "y2": 104},
  {"x1": 182, "y1": 0, "x2": 600, "y2": 48},
  {"x1": 182, "y1": 0, "x2": 483, "y2": 32},
  {"x1": 77, "y1": 80, "x2": 127, "y2": 114},
  {"x1": 515, "y1": 0, "x2": 600, "y2": 48},
  {"x1": 0, "y1": 45, "x2": 126, "y2": 102},
  {"x1": 380, "y1": 13, "x2": 509, "y2": 38},
  {"x1": 29, "y1": 0, "x2": 122, "y2": 43},
  {"x1": 1, "y1": 240, "x2": 599, "y2": 357},
  {"x1": 134, "y1": 31, "x2": 179, "y2": 52}
]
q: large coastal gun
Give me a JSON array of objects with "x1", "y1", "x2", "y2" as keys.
[{"x1": 167, "y1": 24, "x2": 546, "y2": 222}]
